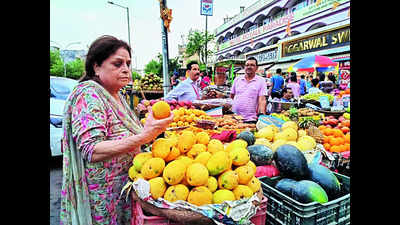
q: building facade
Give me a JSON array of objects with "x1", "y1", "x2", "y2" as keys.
[{"x1": 213, "y1": 0, "x2": 350, "y2": 75}]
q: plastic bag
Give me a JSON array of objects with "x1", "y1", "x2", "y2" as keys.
[{"x1": 256, "y1": 115, "x2": 285, "y2": 130}]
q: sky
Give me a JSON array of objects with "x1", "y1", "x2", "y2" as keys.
[{"x1": 50, "y1": 0, "x2": 259, "y2": 70}]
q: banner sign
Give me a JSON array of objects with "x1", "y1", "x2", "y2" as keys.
[
  {"x1": 246, "y1": 48, "x2": 278, "y2": 64},
  {"x1": 282, "y1": 26, "x2": 350, "y2": 57},
  {"x1": 219, "y1": 13, "x2": 294, "y2": 51},
  {"x1": 200, "y1": 0, "x2": 213, "y2": 16}
]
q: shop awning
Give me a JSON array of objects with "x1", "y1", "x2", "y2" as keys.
[
  {"x1": 331, "y1": 53, "x2": 350, "y2": 61},
  {"x1": 265, "y1": 61, "x2": 295, "y2": 73}
]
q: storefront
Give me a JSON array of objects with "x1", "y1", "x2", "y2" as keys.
[
  {"x1": 245, "y1": 44, "x2": 278, "y2": 77},
  {"x1": 274, "y1": 21, "x2": 350, "y2": 75}
]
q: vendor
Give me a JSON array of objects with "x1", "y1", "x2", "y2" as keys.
[
  {"x1": 281, "y1": 87, "x2": 295, "y2": 102},
  {"x1": 201, "y1": 71, "x2": 230, "y2": 99},
  {"x1": 164, "y1": 61, "x2": 202, "y2": 101}
]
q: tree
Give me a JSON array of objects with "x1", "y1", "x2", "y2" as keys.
[
  {"x1": 144, "y1": 59, "x2": 161, "y2": 75},
  {"x1": 50, "y1": 49, "x2": 64, "y2": 77},
  {"x1": 157, "y1": 53, "x2": 182, "y2": 77},
  {"x1": 66, "y1": 58, "x2": 85, "y2": 80},
  {"x1": 185, "y1": 30, "x2": 215, "y2": 65},
  {"x1": 144, "y1": 54, "x2": 182, "y2": 78},
  {"x1": 50, "y1": 49, "x2": 85, "y2": 79}
]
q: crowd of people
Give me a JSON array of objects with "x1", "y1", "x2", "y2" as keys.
[{"x1": 164, "y1": 57, "x2": 349, "y2": 123}]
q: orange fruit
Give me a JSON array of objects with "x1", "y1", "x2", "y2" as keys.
[
  {"x1": 323, "y1": 143, "x2": 331, "y2": 151},
  {"x1": 318, "y1": 125, "x2": 326, "y2": 131},
  {"x1": 332, "y1": 129, "x2": 342, "y2": 137},
  {"x1": 329, "y1": 137, "x2": 339, "y2": 146},
  {"x1": 345, "y1": 134, "x2": 350, "y2": 144},
  {"x1": 330, "y1": 145, "x2": 340, "y2": 153},
  {"x1": 152, "y1": 101, "x2": 171, "y2": 119},
  {"x1": 338, "y1": 145, "x2": 346, "y2": 152},
  {"x1": 323, "y1": 128, "x2": 331, "y2": 136},
  {"x1": 323, "y1": 136, "x2": 331, "y2": 144},
  {"x1": 344, "y1": 143, "x2": 350, "y2": 151}
]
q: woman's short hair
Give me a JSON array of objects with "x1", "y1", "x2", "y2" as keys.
[{"x1": 79, "y1": 35, "x2": 131, "y2": 82}]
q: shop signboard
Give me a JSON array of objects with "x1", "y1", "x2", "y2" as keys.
[
  {"x1": 219, "y1": 13, "x2": 294, "y2": 51},
  {"x1": 293, "y1": 0, "x2": 349, "y2": 20},
  {"x1": 281, "y1": 26, "x2": 350, "y2": 57},
  {"x1": 216, "y1": 0, "x2": 349, "y2": 51},
  {"x1": 246, "y1": 48, "x2": 278, "y2": 64},
  {"x1": 200, "y1": 0, "x2": 213, "y2": 16}
]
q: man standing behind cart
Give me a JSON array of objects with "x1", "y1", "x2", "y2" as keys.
[
  {"x1": 164, "y1": 61, "x2": 202, "y2": 101},
  {"x1": 230, "y1": 57, "x2": 267, "y2": 123}
]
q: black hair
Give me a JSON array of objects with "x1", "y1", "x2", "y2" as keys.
[
  {"x1": 318, "y1": 72, "x2": 325, "y2": 81},
  {"x1": 247, "y1": 56, "x2": 258, "y2": 66},
  {"x1": 282, "y1": 87, "x2": 292, "y2": 95},
  {"x1": 186, "y1": 61, "x2": 199, "y2": 71},
  {"x1": 290, "y1": 72, "x2": 297, "y2": 82},
  {"x1": 276, "y1": 68, "x2": 282, "y2": 74},
  {"x1": 80, "y1": 35, "x2": 131, "y2": 83},
  {"x1": 328, "y1": 73, "x2": 336, "y2": 83},
  {"x1": 301, "y1": 75, "x2": 305, "y2": 79},
  {"x1": 311, "y1": 78, "x2": 319, "y2": 87}
]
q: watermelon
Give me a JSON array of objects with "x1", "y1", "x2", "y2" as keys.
[
  {"x1": 237, "y1": 131, "x2": 255, "y2": 146},
  {"x1": 247, "y1": 144, "x2": 274, "y2": 166}
]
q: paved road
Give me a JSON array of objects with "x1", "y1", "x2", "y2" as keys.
[{"x1": 50, "y1": 157, "x2": 63, "y2": 225}]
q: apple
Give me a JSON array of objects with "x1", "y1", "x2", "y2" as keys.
[
  {"x1": 183, "y1": 100, "x2": 192, "y2": 107},
  {"x1": 178, "y1": 101, "x2": 185, "y2": 107},
  {"x1": 338, "y1": 116, "x2": 345, "y2": 122},
  {"x1": 150, "y1": 99, "x2": 157, "y2": 106}
]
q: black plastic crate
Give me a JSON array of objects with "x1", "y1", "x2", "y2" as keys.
[{"x1": 259, "y1": 172, "x2": 350, "y2": 225}]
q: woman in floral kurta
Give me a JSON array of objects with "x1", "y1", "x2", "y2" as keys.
[{"x1": 59, "y1": 35, "x2": 173, "y2": 225}]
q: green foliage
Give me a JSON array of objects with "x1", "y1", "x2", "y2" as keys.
[
  {"x1": 157, "y1": 53, "x2": 182, "y2": 77},
  {"x1": 132, "y1": 71, "x2": 141, "y2": 80},
  {"x1": 185, "y1": 30, "x2": 215, "y2": 65},
  {"x1": 50, "y1": 49, "x2": 85, "y2": 80},
  {"x1": 144, "y1": 59, "x2": 161, "y2": 75},
  {"x1": 66, "y1": 58, "x2": 85, "y2": 80},
  {"x1": 144, "y1": 53, "x2": 182, "y2": 79},
  {"x1": 50, "y1": 50, "x2": 64, "y2": 77}
]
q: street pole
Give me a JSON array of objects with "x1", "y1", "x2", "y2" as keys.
[
  {"x1": 108, "y1": 1, "x2": 134, "y2": 109},
  {"x1": 160, "y1": 0, "x2": 171, "y2": 96},
  {"x1": 205, "y1": 15, "x2": 208, "y2": 76}
]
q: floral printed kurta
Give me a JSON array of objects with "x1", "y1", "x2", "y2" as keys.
[{"x1": 60, "y1": 80, "x2": 143, "y2": 225}]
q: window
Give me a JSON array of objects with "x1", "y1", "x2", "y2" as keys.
[{"x1": 249, "y1": 25, "x2": 257, "y2": 32}]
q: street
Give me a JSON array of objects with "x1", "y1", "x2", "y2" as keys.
[{"x1": 50, "y1": 157, "x2": 63, "y2": 225}]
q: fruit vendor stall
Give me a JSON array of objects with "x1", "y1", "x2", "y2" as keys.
[{"x1": 121, "y1": 90, "x2": 350, "y2": 224}]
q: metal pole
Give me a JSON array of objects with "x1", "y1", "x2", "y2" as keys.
[
  {"x1": 160, "y1": 0, "x2": 171, "y2": 96},
  {"x1": 127, "y1": 7, "x2": 131, "y2": 48},
  {"x1": 205, "y1": 15, "x2": 208, "y2": 76}
]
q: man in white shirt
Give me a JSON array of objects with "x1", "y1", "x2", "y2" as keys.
[{"x1": 165, "y1": 61, "x2": 202, "y2": 101}]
